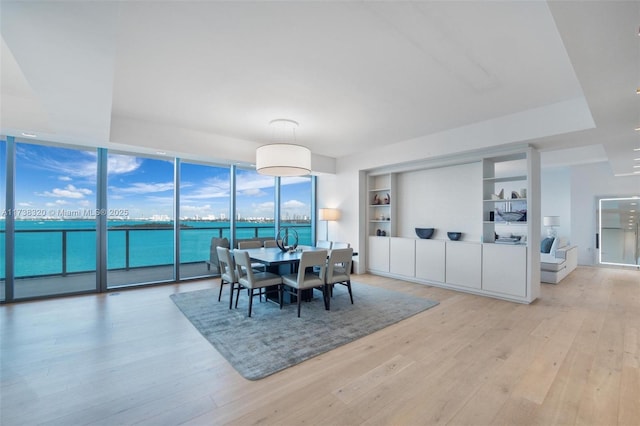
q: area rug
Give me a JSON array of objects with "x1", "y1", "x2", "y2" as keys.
[{"x1": 170, "y1": 282, "x2": 438, "y2": 380}]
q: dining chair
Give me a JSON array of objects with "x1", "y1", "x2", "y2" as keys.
[
  {"x1": 282, "y1": 250, "x2": 329, "y2": 317},
  {"x1": 216, "y1": 246, "x2": 238, "y2": 309},
  {"x1": 263, "y1": 240, "x2": 278, "y2": 248},
  {"x1": 326, "y1": 248, "x2": 354, "y2": 304},
  {"x1": 316, "y1": 240, "x2": 333, "y2": 250},
  {"x1": 331, "y1": 241, "x2": 351, "y2": 249},
  {"x1": 237, "y1": 240, "x2": 263, "y2": 249},
  {"x1": 236, "y1": 240, "x2": 267, "y2": 272},
  {"x1": 233, "y1": 250, "x2": 283, "y2": 317}
]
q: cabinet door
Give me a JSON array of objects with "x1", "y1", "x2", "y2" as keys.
[
  {"x1": 390, "y1": 238, "x2": 415, "y2": 277},
  {"x1": 482, "y1": 244, "x2": 527, "y2": 297},
  {"x1": 445, "y1": 242, "x2": 481, "y2": 289},
  {"x1": 368, "y1": 236, "x2": 390, "y2": 272},
  {"x1": 415, "y1": 239, "x2": 445, "y2": 282}
]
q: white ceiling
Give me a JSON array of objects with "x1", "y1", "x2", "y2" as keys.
[{"x1": 1, "y1": 1, "x2": 638, "y2": 175}]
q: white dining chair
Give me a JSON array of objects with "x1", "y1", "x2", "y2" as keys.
[
  {"x1": 233, "y1": 250, "x2": 283, "y2": 317},
  {"x1": 326, "y1": 248, "x2": 354, "y2": 304},
  {"x1": 216, "y1": 246, "x2": 238, "y2": 309},
  {"x1": 331, "y1": 241, "x2": 351, "y2": 249},
  {"x1": 282, "y1": 250, "x2": 328, "y2": 317},
  {"x1": 236, "y1": 240, "x2": 267, "y2": 272},
  {"x1": 316, "y1": 240, "x2": 333, "y2": 250}
]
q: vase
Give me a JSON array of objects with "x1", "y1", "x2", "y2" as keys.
[{"x1": 383, "y1": 193, "x2": 390, "y2": 204}]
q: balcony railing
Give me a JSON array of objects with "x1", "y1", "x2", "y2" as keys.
[{"x1": 0, "y1": 223, "x2": 312, "y2": 280}]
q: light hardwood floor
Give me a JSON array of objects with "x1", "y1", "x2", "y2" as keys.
[{"x1": 1, "y1": 267, "x2": 638, "y2": 425}]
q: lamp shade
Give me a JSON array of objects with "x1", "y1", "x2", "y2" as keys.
[
  {"x1": 543, "y1": 216, "x2": 560, "y2": 227},
  {"x1": 319, "y1": 208, "x2": 340, "y2": 221},
  {"x1": 256, "y1": 143, "x2": 311, "y2": 177}
]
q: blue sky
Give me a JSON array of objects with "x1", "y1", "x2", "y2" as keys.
[{"x1": 9, "y1": 142, "x2": 311, "y2": 220}]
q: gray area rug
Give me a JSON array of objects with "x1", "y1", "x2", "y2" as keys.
[{"x1": 170, "y1": 282, "x2": 439, "y2": 380}]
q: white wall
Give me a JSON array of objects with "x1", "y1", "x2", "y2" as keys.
[
  {"x1": 540, "y1": 167, "x2": 571, "y2": 240},
  {"x1": 396, "y1": 162, "x2": 482, "y2": 241}
]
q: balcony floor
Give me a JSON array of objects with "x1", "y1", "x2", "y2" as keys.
[{"x1": 1, "y1": 262, "x2": 218, "y2": 301}]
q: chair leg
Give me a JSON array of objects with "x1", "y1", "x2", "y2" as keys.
[
  {"x1": 323, "y1": 284, "x2": 330, "y2": 311},
  {"x1": 297, "y1": 289, "x2": 302, "y2": 317},
  {"x1": 347, "y1": 280, "x2": 353, "y2": 304},
  {"x1": 279, "y1": 285, "x2": 283, "y2": 309},
  {"x1": 248, "y1": 288, "x2": 254, "y2": 317},
  {"x1": 228, "y1": 282, "x2": 234, "y2": 309},
  {"x1": 218, "y1": 278, "x2": 225, "y2": 302},
  {"x1": 235, "y1": 285, "x2": 241, "y2": 309}
]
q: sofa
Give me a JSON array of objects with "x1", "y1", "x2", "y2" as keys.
[{"x1": 540, "y1": 236, "x2": 578, "y2": 284}]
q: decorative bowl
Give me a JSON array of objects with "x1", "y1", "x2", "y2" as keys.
[
  {"x1": 497, "y1": 210, "x2": 525, "y2": 222},
  {"x1": 415, "y1": 228, "x2": 435, "y2": 239},
  {"x1": 447, "y1": 232, "x2": 462, "y2": 241}
]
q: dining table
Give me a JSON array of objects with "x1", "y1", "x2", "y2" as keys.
[
  {"x1": 241, "y1": 246, "x2": 330, "y2": 306},
  {"x1": 242, "y1": 245, "x2": 327, "y2": 274}
]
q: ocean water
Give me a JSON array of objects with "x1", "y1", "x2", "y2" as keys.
[{"x1": 0, "y1": 220, "x2": 311, "y2": 278}]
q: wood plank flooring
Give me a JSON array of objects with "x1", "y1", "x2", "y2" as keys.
[{"x1": 1, "y1": 266, "x2": 638, "y2": 425}]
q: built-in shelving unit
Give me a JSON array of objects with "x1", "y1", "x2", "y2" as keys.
[
  {"x1": 367, "y1": 173, "x2": 396, "y2": 238},
  {"x1": 482, "y1": 154, "x2": 530, "y2": 243},
  {"x1": 364, "y1": 146, "x2": 541, "y2": 304}
]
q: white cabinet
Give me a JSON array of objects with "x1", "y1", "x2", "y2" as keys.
[
  {"x1": 390, "y1": 237, "x2": 415, "y2": 277},
  {"x1": 368, "y1": 236, "x2": 390, "y2": 273},
  {"x1": 445, "y1": 242, "x2": 482, "y2": 289},
  {"x1": 415, "y1": 239, "x2": 445, "y2": 282},
  {"x1": 482, "y1": 244, "x2": 527, "y2": 297}
]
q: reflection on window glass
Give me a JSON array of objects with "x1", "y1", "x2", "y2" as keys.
[
  {"x1": 235, "y1": 169, "x2": 275, "y2": 239},
  {"x1": 107, "y1": 153, "x2": 174, "y2": 287},
  {"x1": 14, "y1": 142, "x2": 97, "y2": 299},
  {"x1": 179, "y1": 162, "x2": 230, "y2": 279},
  {"x1": 280, "y1": 176, "x2": 312, "y2": 246}
]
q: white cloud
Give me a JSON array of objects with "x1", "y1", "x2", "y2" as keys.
[
  {"x1": 113, "y1": 182, "x2": 174, "y2": 195},
  {"x1": 242, "y1": 188, "x2": 267, "y2": 197},
  {"x1": 40, "y1": 184, "x2": 93, "y2": 199},
  {"x1": 107, "y1": 155, "x2": 142, "y2": 175},
  {"x1": 283, "y1": 200, "x2": 306, "y2": 209},
  {"x1": 58, "y1": 176, "x2": 72, "y2": 181},
  {"x1": 45, "y1": 200, "x2": 69, "y2": 207},
  {"x1": 180, "y1": 176, "x2": 230, "y2": 201},
  {"x1": 239, "y1": 201, "x2": 275, "y2": 219}
]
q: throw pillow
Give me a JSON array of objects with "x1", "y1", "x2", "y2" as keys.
[
  {"x1": 541, "y1": 237, "x2": 554, "y2": 253},
  {"x1": 550, "y1": 237, "x2": 559, "y2": 255}
]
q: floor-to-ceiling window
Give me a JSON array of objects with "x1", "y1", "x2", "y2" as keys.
[
  {"x1": 179, "y1": 161, "x2": 230, "y2": 279},
  {"x1": 13, "y1": 142, "x2": 97, "y2": 299},
  {"x1": 106, "y1": 153, "x2": 175, "y2": 287},
  {"x1": 235, "y1": 168, "x2": 276, "y2": 240},
  {"x1": 0, "y1": 139, "x2": 6, "y2": 302},
  {"x1": 280, "y1": 176, "x2": 313, "y2": 246},
  {"x1": 0, "y1": 138, "x2": 317, "y2": 302}
]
